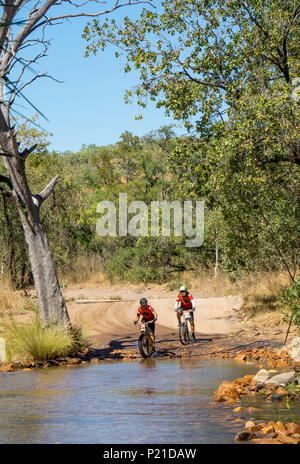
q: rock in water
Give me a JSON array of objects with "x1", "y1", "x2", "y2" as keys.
[
  {"x1": 247, "y1": 406, "x2": 263, "y2": 413},
  {"x1": 266, "y1": 372, "x2": 295, "y2": 386},
  {"x1": 213, "y1": 381, "x2": 240, "y2": 402},
  {"x1": 235, "y1": 431, "x2": 256, "y2": 441},
  {"x1": 252, "y1": 369, "x2": 272, "y2": 383},
  {"x1": 0, "y1": 362, "x2": 15, "y2": 372},
  {"x1": 66, "y1": 358, "x2": 82, "y2": 365}
]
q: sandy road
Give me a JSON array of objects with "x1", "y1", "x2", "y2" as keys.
[{"x1": 65, "y1": 285, "x2": 243, "y2": 350}]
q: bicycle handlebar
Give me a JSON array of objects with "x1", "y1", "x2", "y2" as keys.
[{"x1": 176, "y1": 307, "x2": 195, "y2": 312}]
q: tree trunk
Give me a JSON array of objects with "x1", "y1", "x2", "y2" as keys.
[
  {"x1": 214, "y1": 228, "x2": 219, "y2": 280},
  {"x1": 21, "y1": 215, "x2": 71, "y2": 329},
  {"x1": 2, "y1": 192, "x2": 16, "y2": 287},
  {"x1": 0, "y1": 129, "x2": 71, "y2": 329}
]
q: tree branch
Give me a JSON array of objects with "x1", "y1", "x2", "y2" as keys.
[
  {"x1": 21, "y1": 143, "x2": 37, "y2": 159},
  {"x1": 36, "y1": 174, "x2": 60, "y2": 205}
]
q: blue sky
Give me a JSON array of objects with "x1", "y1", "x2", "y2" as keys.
[{"x1": 18, "y1": 2, "x2": 179, "y2": 153}]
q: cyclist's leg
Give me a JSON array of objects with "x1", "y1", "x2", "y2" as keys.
[
  {"x1": 148, "y1": 322, "x2": 155, "y2": 346},
  {"x1": 176, "y1": 308, "x2": 182, "y2": 326},
  {"x1": 190, "y1": 311, "x2": 196, "y2": 340}
]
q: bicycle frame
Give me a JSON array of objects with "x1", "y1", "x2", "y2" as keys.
[{"x1": 178, "y1": 308, "x2": 193, "y2": 345}]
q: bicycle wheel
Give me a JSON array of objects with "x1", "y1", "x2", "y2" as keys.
[
  {"x1": 179, "y1": 322, "x2": 189, "y2": 345},
  {"x1": 186, "y1": 319, "x2": 192, "y2": 342},
  {"x1": 138, "y1": 333, "x2": 153, "y2": 358}
]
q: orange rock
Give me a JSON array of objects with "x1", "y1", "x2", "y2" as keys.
[
  {"x1": 286, "y1": 423, "x2": 300, "y2": 435},
  {"x1": 264, "y1": 388, "x2": 275, "y2": 396},
  {"x1": 277, "y1": 433, "x2": 300, "y2": 444},
  {"x1": 213, "y1": 381, "x2": 240, "y2": 402},
  {"x1": 245, "y1": 420, "x2": 256, "y2": 429},
  {"x1": 22, "y1": 368, "x2": 31, "y2": 372},
  {"x1": 225, "y1": 398, "x2": 238, "y2": 405},
  {"x1": 0, "y1": 363, "x2": 15, "y2": 372},
  {"x1": 275, "y1": 361, "x2": 291, "y2": 368},
  {"x1": 285, "y1": 422, "x2": 296, "y2": 428},
  {"x1": 233, "y1": 406, "x2": 244, "y2": 412},
  {"x1": 247, "y1": 406, "x2": 263, "y2": 413},
  {"x1": 265, "y1": 382, "x2": 276, "y2": 388},
  {"x1": 275, "y1": 386, "x2": 289, "y2": 396},
  {"x1": 251, "y1": 437, "x2": 281, "y2": 444},
  {"x1": 245, "y1": 421, "x2": 265, "y2": 432},
  {"x1": 274, "y1": 421, "x2": 286, "y2": 433},
  {"x1": 278, "y1": 350, "x2": 287, "y2": 357},
  {"x1": 234, "y1": 353, "x2": 247, "y2": 362},
  {"x1": 261, "y1": 422, "x2": 276, "y2": 435},
  {"x1": 247, "y1": 422, "x2": 262, "y2": 431},
  {"x1": 232, "y1": 378, "x2": 245, "y2": 386}
]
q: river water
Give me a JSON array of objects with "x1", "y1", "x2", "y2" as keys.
[{"x1": 0, "y1": 358, "x2": 299, "y2": 444}]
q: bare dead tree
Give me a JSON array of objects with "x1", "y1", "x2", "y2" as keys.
[{"x1": 0, "y1": 0, "x2": 150, "y2": 329}]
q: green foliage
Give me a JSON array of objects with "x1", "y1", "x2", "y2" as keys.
[
  {"x1": 84, "y1": 0, "x2": 300, "y2": 130},
  {"x1": 282, "y1": 280, "x2": 300, "y2": 332},
  {"x1": 286, "y1": 382, "x2": 300, "y2": 395},
  {"x1": 82, "y1": 0, "x2": 300, "y2": 283}
]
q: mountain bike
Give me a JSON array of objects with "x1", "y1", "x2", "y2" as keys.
[
  {"x1": 138, "y1": 321, "x2": 154, "y2": 358},
  {"x1": 178, "y1": 309, "x2": 194, "y2": 345}
]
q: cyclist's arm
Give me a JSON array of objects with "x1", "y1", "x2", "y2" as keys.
[
  {"x1": 152, "y1": 310, "x2": 158, "y2": 321},
  {"x1": 134, "y1": 312, "x2": 141, "y2": 324},
  {"x1": 190, "y1": 299, "x2": 196, "y2": 311},
  {"x1": 174, "y1": 300, "x2": 181, "y2": 311}
]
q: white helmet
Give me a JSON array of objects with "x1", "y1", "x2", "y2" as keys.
[{"x1": 179, "y1": 285, "x2": 187, "y2": 292}]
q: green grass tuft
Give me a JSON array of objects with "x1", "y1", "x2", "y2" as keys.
[{"x1": 1, "y1": 316, "x2": 88, "y2": 362}]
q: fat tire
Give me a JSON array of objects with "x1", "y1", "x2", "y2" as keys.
[
  {"x1": 179, "y1": 322, "x2": 189, "y2": 345},
  {"x1": 138, "y1": 333, "x2": 153, "y2": 358}
]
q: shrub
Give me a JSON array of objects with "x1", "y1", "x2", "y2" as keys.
[
  {"x1": 2, "y1": 316, "x2": 87, "y2": 362},
  {"x1": 281, "y1": 279, "x2": 300, "y2": 334}
]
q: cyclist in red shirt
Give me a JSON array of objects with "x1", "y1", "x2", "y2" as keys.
[
  {"x1": 175, "y1": 285, "x2": 196, "y2": 342},
  {"x1": 134, "y1": 298, "x2": 158, "y2": 350}
]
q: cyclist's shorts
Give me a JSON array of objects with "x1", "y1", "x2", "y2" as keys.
[{"x1": 142, "y1": 319, "x2": 155, "y2": 334}]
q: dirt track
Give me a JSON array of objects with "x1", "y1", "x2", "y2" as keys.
[{"x1": 64, "y1": 284, "x2": 250, "y2": 356}]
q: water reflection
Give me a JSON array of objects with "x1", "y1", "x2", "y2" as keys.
[
  {"x1": 0, "y1": 358, "x2": 289, "y2": 444},
  {"x1": 139, "y1": 358, "x2": 157, "y2": 369}
]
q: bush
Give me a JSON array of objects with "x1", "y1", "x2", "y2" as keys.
[
  {"x1": 2, "y1": 316, "x2": 88, "y2": 362},
  {"x1": 281, "y1": 279, "x2": 300, "y2": 333}
]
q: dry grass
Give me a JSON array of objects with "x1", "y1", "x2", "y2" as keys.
[
  {"x1": 167, "y1": 269, "x2": 239, "y2": 297},
  {"x1": 59, "y1": 254, "x2": 111, "y2": 286},
  {"x1": 247, "y1": 310, "x2": 285, "y2": 328},
  {"x1": 0, "y1": 278, "x2": 25, "y2": 316},
  {"x1": 241, "y1": 271, "x2": 291, "y2": 323},
  {"x1": 170, "y1": 270, "x2": 293, "y2": 328}
]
